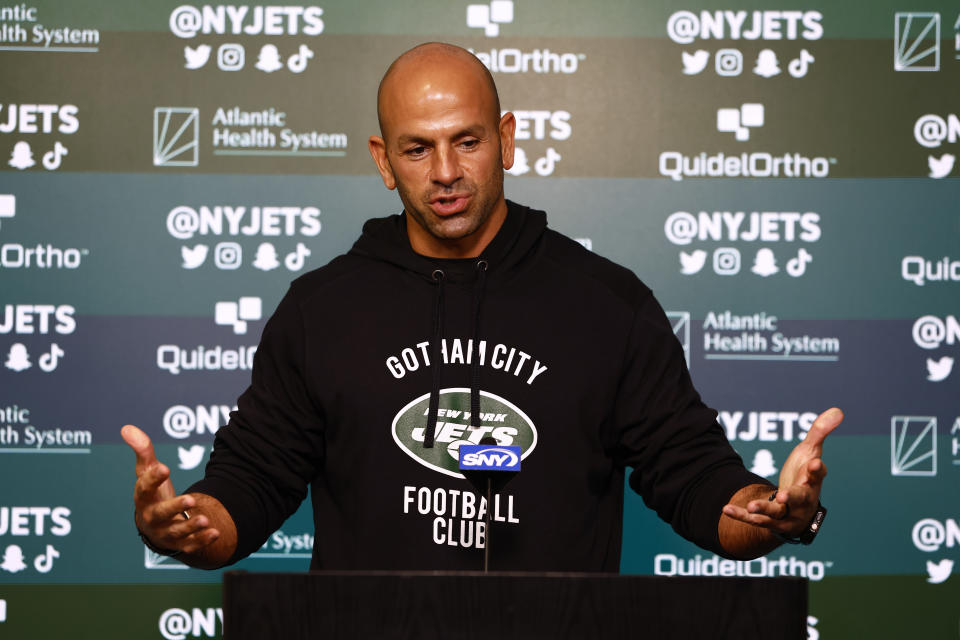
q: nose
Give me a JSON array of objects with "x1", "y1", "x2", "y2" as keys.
[{"x1": 432, "y1": 145, "x2": 461, "y2": 186}]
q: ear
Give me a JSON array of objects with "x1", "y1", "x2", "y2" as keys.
[
  {"x1": 498, "y1": 111, "x2": 516, "y2": 171},
  {"x1": 368, "y1": 136, "x2": 397, "y2": 190}
]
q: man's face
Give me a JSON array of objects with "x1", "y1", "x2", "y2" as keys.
[{"x1": 369, "y1": 54, "x2": 515, "y2": 257}]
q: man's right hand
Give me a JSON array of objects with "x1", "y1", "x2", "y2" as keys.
[{"x1": 122, "y1": 424, "x2": 236, "y2": 566}]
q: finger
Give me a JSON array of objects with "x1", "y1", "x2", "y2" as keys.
[
  {"x1": 121, "y1": 424, "x2": 158, "y2": 475},
  {"x1": 180, "y1": 527, "x2": 221, "y2": 554},
  {"x1": 165, "y1": 514, "x2": 212, "y2": 539},
  {"x1": 722, "y1": 504, "x2": 791, "y2": 531},
  {"x1": 801, "y1": 407, "x2": 843, "y2": 449},
  {"x1": 145, "y1": 495, "x2": 196, "y2": 524},
  {"x1": 134, "y1": 462, "x2": 172, "y2": 504}
]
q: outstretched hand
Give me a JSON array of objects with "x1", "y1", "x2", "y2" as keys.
[
  {"x1": 122, "y1": 424, "x2": 221, "y2": 555},
  {"x1": 722, "y1": 407, "x2": 842, "y2": 538}
]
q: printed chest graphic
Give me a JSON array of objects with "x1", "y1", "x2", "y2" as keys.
[{"x1": 391, "y1": 388, "x2": 538, "y2": 479}]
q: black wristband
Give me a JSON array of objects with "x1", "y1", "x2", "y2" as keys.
[{"x1": 773, "y1": 502, "x2": 827, "y2": 546}]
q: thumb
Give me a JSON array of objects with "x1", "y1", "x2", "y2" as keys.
[
  {"x1": 121, "y1": 424, "x2": 157, "y2": 475},
  {"x1": 802, "y1": 407, "x2": 843, "y2": 449}
]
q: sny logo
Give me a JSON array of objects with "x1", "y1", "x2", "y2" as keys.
[{"x1": 459, "y1": 444, "x2": 521, "y2": 470}]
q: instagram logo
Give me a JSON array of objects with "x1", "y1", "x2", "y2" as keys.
[
  {"x1": 715, "y1": 49, "x2": 743, "y2": 76},
  {"x1": 217, "y1": 44, "x2": 245, "y2": 70},
  {"x1": 713, "y1": 247, "x2": 741, "y2": 275},
  {"x1": 214, "y1": 242, "x2": 242, "y2": 269}
]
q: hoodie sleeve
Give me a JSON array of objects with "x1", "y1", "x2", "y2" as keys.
[
  {"x1": 611, "y1": 289, "x2": 769, "y2": 557},
  {"x1": 186, "y1": 285, "x2": 325, "y2": 563}
]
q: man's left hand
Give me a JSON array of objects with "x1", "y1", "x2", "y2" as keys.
[{"x1": 722, "y1": 407, "x2": 843, "y2": 538}]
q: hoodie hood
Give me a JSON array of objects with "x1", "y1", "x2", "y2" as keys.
[{"x1": 348, "y1": 200, "x2": 548, "y2": 282}]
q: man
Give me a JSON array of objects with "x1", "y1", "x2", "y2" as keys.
[{"x1": 123, "y1": 43, "x2": 841, "y2": 570}]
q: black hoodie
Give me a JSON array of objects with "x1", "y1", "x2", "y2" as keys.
[{"x1": 189, "y1": 201, "x2": 765, "y2": 571}]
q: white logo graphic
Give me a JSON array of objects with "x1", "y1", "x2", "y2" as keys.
[
  {"x1": 749, "y1": 449, "x2": 778, "y2": 477},
  {"x1": 715, "y1": 48, "x2": 743, "y2": 76},
  {"x1": 914, "y1": 114, "x2": 960, "y2": 148},
  {"x1": 509, "y1": 147, "x2": 562, "y2": 176},
  {"x1": 903, "y1": 256, "x2": 960, "y2": 286},
  {"x1": 288, "y1": 45, "x2": 314, "y2": 73},
  {"x1": 8, "y1": 141, "x2": 34, "y2": 169},
  {"x1": 42, "y1": 142, "x2": 68, "y2": 170},
  {"x1": 913, "y1": 315, "x2": 960, "y2": 349},
  {"x1": 912, "y1": 518, "x2": 960, "y2": 552},
  {"x1": 789, "y1": 49, "x2": 814, "y2": 77},
  {"x1": 654, "y1": 553, "x2": 829, "y2": 581},
  {"x1": 39, "y1": 343, "x2": 64, "y2": 372},
  {"x1": 184, "y1": 44, "x2": 210, "y2": 69},
  {"x1": 285, "y1": 242, "x2": 311, "y2": 270},
  {"x1": 145, "y1": 546, "x2": 188, "y2": 570},
  {"x1": 215, "y1": 297, "x2": 262, "y2": 335},
  {"x1": 786, "y1": 248, "x2": 813, "y2": 277},
  {"x1": 4, "y1": 344, "x2": 31, "y2": 372},
  {"x1": 0, "y1": 194, "x2": 14, "y2": 229},
  {"x1": 666, "y1": 311, "x2": 691, "y2": 369},
  {"x1": 807, "y1": 615, "x2": 819, "y2": 640},
  {"x1": 163, "y1": 405, "x2": 233, "y2": 438},
  {"x1": 253, "y1": 242, "x2": 280, "y2": 270},
  {"x1": 169, "y1": 5, "x2": 324, "y2": 38},
  {"x1": 929, "y1": 153, "x2": 955, "y2": 178},
  {"x1": 927, "y1": 356, "x2": 954, "y2": 382},
  {"x1": 159, "y1": 607, "x2": 223, "y2": 640},
  {"x1": 713, "y1": 247, "x2": 741, "y2": 275},
  {"x1": 0, "y1": 598, "x2": 5, "y2": 622},
  {"x1": 256, "y1": 44, "x2": 284, "y2": 72},
  {"x1": 217, "y1": 43, "x2": 244, "y2": 70},
  {"x1": 752, "y1": 248, "x2": 778, "y2": 277},
  {"x1": 467, "y1": 0, "x2": 514, "y2": 37},
  {"x1": 213, "y1": 242, "x2": 241, "y2": 269},
  {"x1": 1, "y1": 545, "x2": 27, "y2": 573},
  {"x1": 679, "y1": 250, "x2": 707, "y2": 275},
  {"x1": 927, "y1": 558, "x2": 954, "y2": 584},
  {"x1": 178, "y1": 444, "x2": 206, "y2": 470},
  {"x1": 753, "y1": 49, "x2": 780, "y2": 77},
  {"x1": 666, "y1": 11, "x2": 824, "y2": 44},
  {"x1": 181, "y1": 245, "x2": 208, "y2": 269},
  {"x1": 33, "y1": 544, "x2": 59, "y2": 573},
  {"x1": 895, "y1": 13, "x2": 940, "y2": 71},
  {"x1": 154, "y1": 108, "x2": 199, "y2": 167},
  {"x1": 682, "y1": 50, "x2": 709, "y2": 74},
  {"x1": 717, "y1": 104, "x2": 764, "y2": 141},
  {"x1": 892, "y1": 416, "x2": 936, "y2": 476}
]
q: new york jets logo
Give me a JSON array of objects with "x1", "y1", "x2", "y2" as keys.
[{"x1": 391, "y1": 388, "x2": 538, "y2": 478}]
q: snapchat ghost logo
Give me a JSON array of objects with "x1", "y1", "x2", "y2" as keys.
[
  {"x1": 506, "y1": 147, "x2": 530, "y2": 176},
  {"x1": 753, "y1": 49, "x2": 781, "y2": 78},
  {"x1": 752, "y1": 248, "x2": 779, "y2": 277},
  {"x1": 256, "y1": 44, "x2": 284, "y2": 73},
  {"x1": 253, "y1": 242, "x2": 280, "y2": 271},
  {"x1": 750, "y1": 449, "x2": 778, "y2": 478},
  {"x1": 5, "y1": 343, "x2": 31, "y2": 372},
  {"x1": 9, "y1": 141, "x2": 35, "y2": 170},
  {"x1": 1, "y1": 545, "x2": 27, "y2": 573}
]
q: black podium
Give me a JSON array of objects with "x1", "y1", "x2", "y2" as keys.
[{"x1": 222, "y1": 571, "x2": 807, "y2": 639}]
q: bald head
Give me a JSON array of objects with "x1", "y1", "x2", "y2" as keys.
[{"x1": 376, "y1": 42, "x2": 501, "y2": 139}]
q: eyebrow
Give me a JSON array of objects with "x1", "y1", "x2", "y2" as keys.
[{"x1": 396, "y1": 125, "x2": 488, "y2": 146}]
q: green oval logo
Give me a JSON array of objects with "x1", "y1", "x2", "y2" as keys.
[{"x1": 391, "y1": 387, "x2": 538, "y2": 478}]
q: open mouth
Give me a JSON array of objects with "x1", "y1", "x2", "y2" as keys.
[{"x1": 429, "y1": 194, "x2": 470, "y2": 216}]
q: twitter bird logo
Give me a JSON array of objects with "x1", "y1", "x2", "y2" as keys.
[
  {"x1": 926, "y1": 558, "x2": 953, "y2": 584},
  {"x1": 927, "y1": 356, "x2": 954, "y2": 382},
  {"x1": 178, "y1": 445, "x2": 207, "y2": 470},
  {"x1": 184, "y1": 45, "x2": 212, "y2": 70},
  {"x1": 679, "y1": 250, "x2": 707, "y2": 275},
  {"x1": 182, "y1": 245, "x2": 209, "y2": 269},
  {"x1": 682, "y1": 50, "x2": 709, "y2": 75},
  {"x1": 929, "y1": 154, "x2": 955, "y2": 179}
]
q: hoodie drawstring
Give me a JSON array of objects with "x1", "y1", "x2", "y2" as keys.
[
  {"x1": 424, "y1": 269, "x2": 445, "y2": 448},
  {"x1": 423, "y1": 259, "x2": 489, "y2": 448},
  {"x1": 469, "y1": 260, "x2": 488, "y2": 431}
]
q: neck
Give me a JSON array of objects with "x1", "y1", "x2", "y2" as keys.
[{"x1": 407, "y1": 198, "x2": 508, "y2": 259}]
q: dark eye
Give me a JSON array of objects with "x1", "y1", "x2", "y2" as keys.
[
  {"x1": 407, "y1": 146, "x2": 427, "y2": 157},
  {"x1": 460, "y1": 139, "x2": 479, "y2": 149}
]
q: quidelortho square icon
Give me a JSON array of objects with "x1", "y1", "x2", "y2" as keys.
[{"x1": 891, "y1": 416, "x2": 937, "y2": 476}]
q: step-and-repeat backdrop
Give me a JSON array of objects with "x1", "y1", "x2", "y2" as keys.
[{"x1": 2, "y1": 1, "x2": 958, "y2": 637}]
